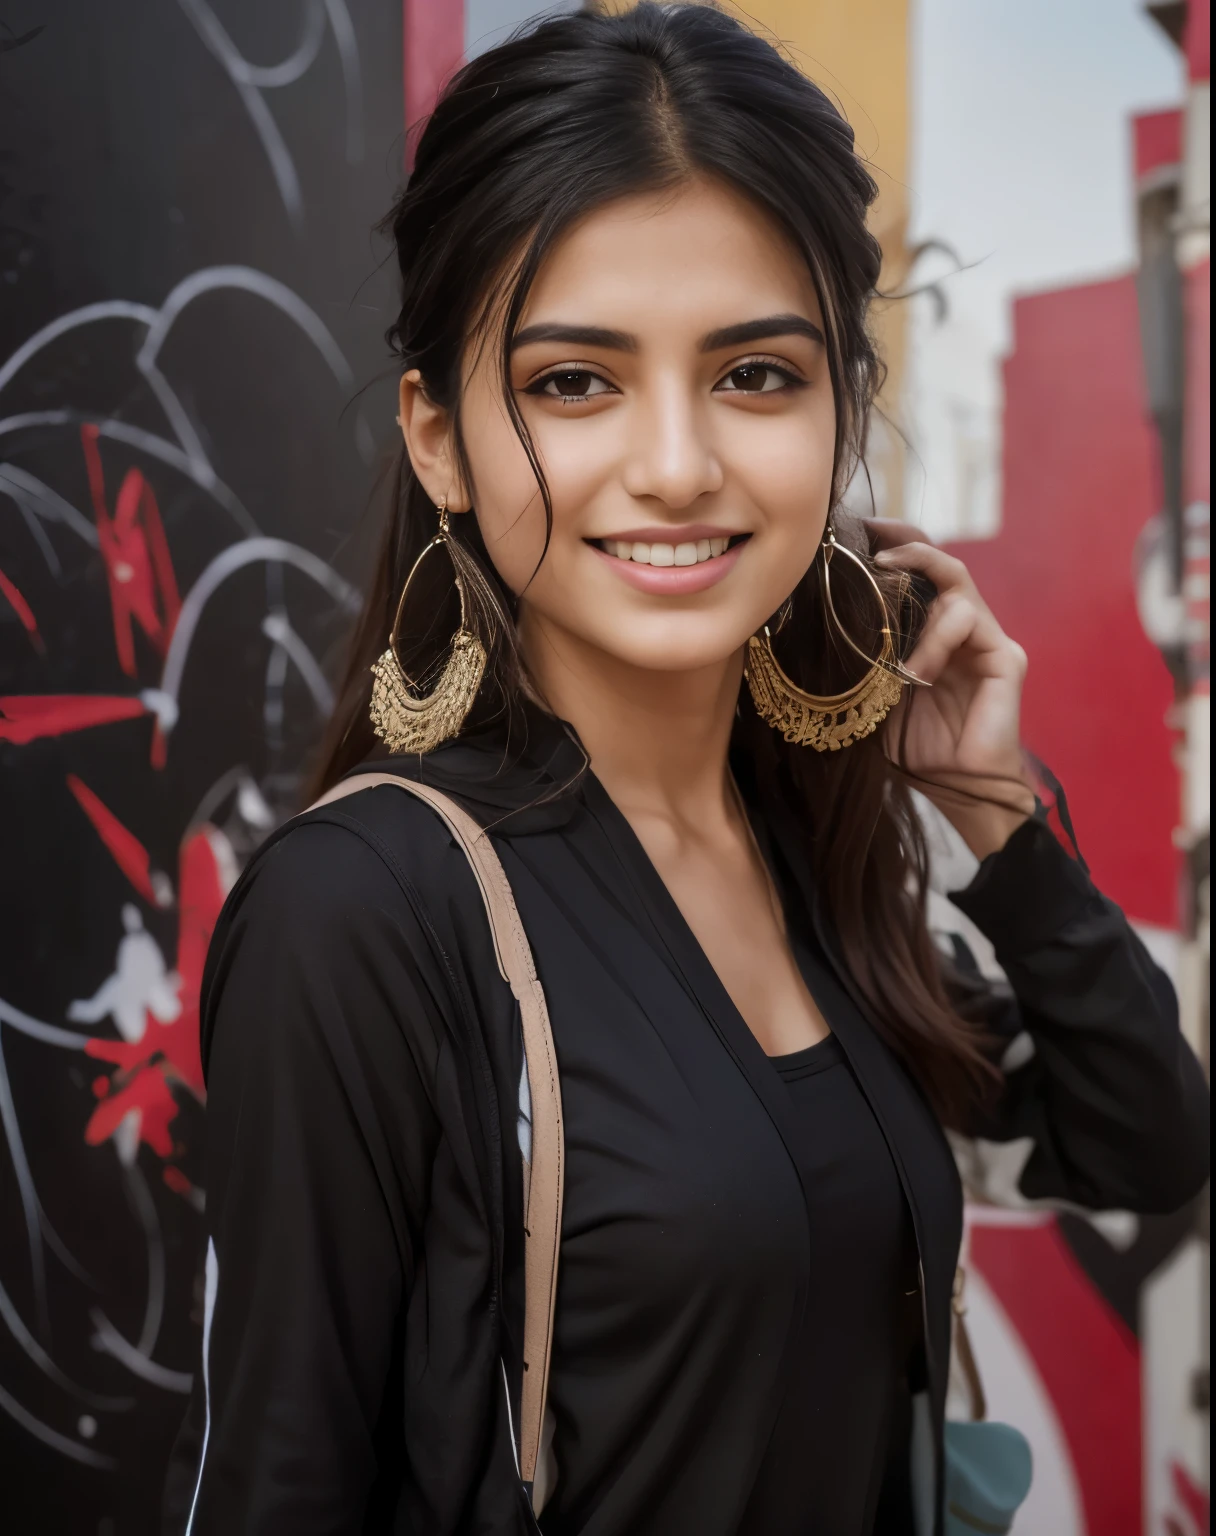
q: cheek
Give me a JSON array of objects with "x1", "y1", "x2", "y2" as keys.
[
  {"x1": 464, "y1": 396, "x2": 614, "y2": 598},
  {"x1": 460, "y1": 390, "x2": 553, "y2": 594},
  {"x1": 724, "y1": 398, "x2": 835, "y2": 554}
]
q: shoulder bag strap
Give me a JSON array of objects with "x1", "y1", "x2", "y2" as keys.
[
  {"x1": 306, "y1": 772, "x2": 564, "y2": 1497},
  {"x1": 951, "y1": 1264, "x2": 987, "y2": 1421}
]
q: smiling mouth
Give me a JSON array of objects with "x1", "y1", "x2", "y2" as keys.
[{"x1": 591, "y1": 534, "x2": 749, "y2": 567}]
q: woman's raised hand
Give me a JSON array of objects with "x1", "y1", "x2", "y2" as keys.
[{"x1": 865, "y1": 518, "x2": 1036, "y2": 859}]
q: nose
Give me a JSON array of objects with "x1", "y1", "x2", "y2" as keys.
[{"x1": 620, "y1": 375, "x2": 724, "y2": 510}]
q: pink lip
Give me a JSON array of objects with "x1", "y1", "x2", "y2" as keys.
[{"x1": 590, "y1": 538, "x2": 745, "y2": 595}]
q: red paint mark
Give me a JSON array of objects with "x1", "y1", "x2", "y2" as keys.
[
  {"x1": 80, "y1": 424, "x2": 180, "y2": 678},
  {"x1": 1133, "y1": 109, "x2": 1182, "y2": 182},
  {"x1": 0, "y1": 564, "x2": 42, "y2": 651},
  {"x1": 84, "y1": 824, "x2": 233, "y2": 1174},
  {"x1": 84, "y1": 1066, "x2": 178, "y2": 1159},
  {"x1": 403, "y1": 0, "x2": 464, "y2": 165},
  {"x1": 1172, "y1": 1460, "x2": 1210, "y2": 1534},
  {"x1": 971, "y1": 1217, "x2": 1141, "y2": 1536},
  {"x1": 1187, "y1": 0, "x2": 1209, "y2": 83},
  {"x1": 0, "y1": 693, "x2": 148, "y2": 744},
  {"x1": 945, "y1": 276, "x2": 1180, "y2": 927},
  {"x1": 168, "y1": 826, "x2": 230, "y2": 1101},
  {"x1": 65, "y1": 774, "x2": 157, "y2": 905},
  {"x1": 162, "y1": 1165, "x2": 194, "y2": 1198}
]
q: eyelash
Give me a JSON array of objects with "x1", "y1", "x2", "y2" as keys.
[
  {"x1": 718, "y1": 356, "x2": 807, "y2": 393},
  {"x1": 523, "y1": 355, "x2": 808, "y2": 402},
  {"x1": 523, "y1": 369, "x2": 614, "y2": 403}
]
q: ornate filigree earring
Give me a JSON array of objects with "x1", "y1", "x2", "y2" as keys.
[
  {"x1": 745, "y1": 529, "x2": 924, "y2": 751},
  {"x1": 369, "y1": 498, "x2": 488, "y2": 754}
]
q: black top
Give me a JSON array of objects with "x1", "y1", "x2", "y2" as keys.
[
  {"x1": 736, "y1": 1031, "x2": 916, "y2": 1536},
  {"x1": 489, "y1": 736, "x2": 960, "y2": 1536},
  {"x1": 535, "y1": 876, "x2": 922, "y2": 1536},
  {"x1": 168, "y1": 715, "x2": 1210, "y2": 1536}
]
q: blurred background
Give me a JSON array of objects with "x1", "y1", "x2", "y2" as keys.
[{"x1": 0, "y1": 1, "x2": 1208, "y2": 1531}]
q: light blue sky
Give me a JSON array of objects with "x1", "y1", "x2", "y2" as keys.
[
  {"x1": 899, "y1": 0, "x2": 1186, "y2": 534},
  {"x1": 466, "y1": 0, "x2": 578, "y2": 59},
  {"x1": 910, "y1": 0, "x2": 1183, "y2": 351}
]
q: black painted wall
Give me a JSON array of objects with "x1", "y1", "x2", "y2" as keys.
[{"x1": 0, "y1": 4, "x2": 402, "y2": 1529}]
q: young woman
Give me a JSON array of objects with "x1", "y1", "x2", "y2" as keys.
[{"x1": 173, "y1": 7, "x2": 1209, "y2": 1534}]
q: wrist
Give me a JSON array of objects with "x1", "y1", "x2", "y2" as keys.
[{"x1": 918, "y1": 774, "x2": 1036, "y2": 860}]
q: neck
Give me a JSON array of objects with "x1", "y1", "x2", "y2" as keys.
[{"x1": 520, "y1": 612, "x2": 742, "y2": 828}]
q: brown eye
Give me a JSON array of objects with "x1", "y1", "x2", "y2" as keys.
[
  {"x1": 717, "y1": 363, "x2": 797, "y2": 394},
  {"x1": 533, "y1": 370, "x2": 611, "y2": 400}
]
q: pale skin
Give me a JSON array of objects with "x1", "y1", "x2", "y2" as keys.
[{"x1": 399, "y1": 178, "x2": 1035, "y2": 1058}]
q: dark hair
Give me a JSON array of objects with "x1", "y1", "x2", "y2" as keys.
[{"x1": 311, "y1": 2, "x2": 994, "y2": 1124}]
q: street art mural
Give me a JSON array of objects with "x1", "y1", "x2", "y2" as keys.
[
  {"x1": 931, "y1": 269, "x2": 1207, "y2": 1536},
  {"x1": 0, "y1": 4, "x2": 402, "y2": 1529}
]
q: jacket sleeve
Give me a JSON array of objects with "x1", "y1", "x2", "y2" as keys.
[
  {"x1": 177, "y1": 819, "x2": 445, "y2": 1535},
  {"x1": 949, "y1": 813, "x2": 1209, "y2": 1215}
]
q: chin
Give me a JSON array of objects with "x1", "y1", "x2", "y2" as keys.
[{"x1": 594, "y1": 624, "x2": 752, "y2": 677}]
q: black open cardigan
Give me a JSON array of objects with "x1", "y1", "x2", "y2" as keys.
[{"x1": 167, "y1": 718, "x2": 1209, "y2": 1535}]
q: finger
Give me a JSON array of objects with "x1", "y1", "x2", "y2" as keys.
[
  {"x1": 873, "y1": 539, "x2": 974, "y2": 596},
  {"x1": 905, "y1": 591, "x2": 1022, "y2": 686},
  {"x1": 902, "y1": 591, "x2": 984, "y2": 684},
  {"x1": 861, "y1": 517, "x2": 934, "y2": 553}
]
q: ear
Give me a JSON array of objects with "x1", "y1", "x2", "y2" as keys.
[{"x1": 397, "y1": 371, "x2": 471, "y2": 512}]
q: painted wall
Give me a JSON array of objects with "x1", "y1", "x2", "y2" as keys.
[
  {"x1": 941, "y1": 267, "x2": 1203, "y2": 1536},
  {"x1": 946, "y1": 274, "x2": 1179, "y2": 930},
  {"x1": 0, "y1": 5, "x2": 403, "y2": 1530}
]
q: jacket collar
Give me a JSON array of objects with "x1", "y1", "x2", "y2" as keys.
[{"x1": 351, "y1": 703, "x2": 589, "y2": 835}]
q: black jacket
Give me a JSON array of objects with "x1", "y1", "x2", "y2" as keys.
[{"x1": 168, "y1": 722, "x2": 1209, "y2": 1536}]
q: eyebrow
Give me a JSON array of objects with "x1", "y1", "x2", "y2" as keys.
[
  {"x1": 700, "y1": 314, "x2": 826, "y2": 351},
  {"x1": 511, "y1": 323, "x2": 637, "y2": 353},
  {"x1": 510, "y1": 313, "x2": 826, "y2": 355}
]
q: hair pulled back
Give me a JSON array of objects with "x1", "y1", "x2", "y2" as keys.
[{"x1": 312, "y1": 2, "x2": 994, "y2": 1124}]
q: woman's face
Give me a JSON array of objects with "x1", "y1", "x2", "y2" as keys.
[{"x1": 409, "y1": 177, "x2": 836, "y2": 679}]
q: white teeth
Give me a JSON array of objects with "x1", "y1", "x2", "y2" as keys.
[{"x1": 602, "y1": 537, "x2": 734, "y2": 566}]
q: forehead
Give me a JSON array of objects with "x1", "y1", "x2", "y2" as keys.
[{"x1": 519, "y1": 178, "x2": 823, "y2": 333}]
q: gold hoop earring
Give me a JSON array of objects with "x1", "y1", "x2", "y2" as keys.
[
  {"x1": 745, "y1": 529, "x2": 923, "y2": 752},
  {"x1": 369, "y1": 498, "x2": 488, "y2": 754}
]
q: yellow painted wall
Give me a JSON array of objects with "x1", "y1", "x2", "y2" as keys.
[
  {"x1": 726, "y1": 0, "x2": 912, "y2": 514},
  {"x1": 741, "y1": 1, "x2": 909, "y2": 248},
  {"x1": 598, "y1": 0, "x2": 912, "y2": 513}
]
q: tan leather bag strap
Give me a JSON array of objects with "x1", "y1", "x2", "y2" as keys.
[
  {"x1": 951, "y1": 1265, "x2": 987, "y2": 1422},
  {"x1": 307, "y1": 772, "x2": 564, "y2": 1496}
]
